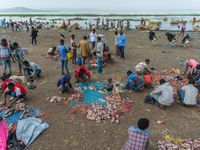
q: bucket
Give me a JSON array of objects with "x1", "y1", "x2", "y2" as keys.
[{"x1": 67, "y1": 51, "x2": 73, "y2": 59}]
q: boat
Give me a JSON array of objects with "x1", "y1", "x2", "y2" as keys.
[
  {"x1": 170, "y1": 20, "x2": 187, "y2": 24},
  {"x1": 190, "y1": 19, "x2": 200, "y2": 23},
  {"x1": 135, "y1": 24, "x2": 160, "y2": 31},
  {"x1": 148, "y1": 21, "x2": 162, "y2": 25},
  {"x1": 193, "y1": 26, "x2": 200, "y2": 32}
]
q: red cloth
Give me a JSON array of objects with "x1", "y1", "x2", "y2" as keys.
[
  {"x1": 1, "y1": 79, "x2": 12, "y2": 93},
  {"x1": 144, "y1": 75, "x2": 152, "y2": 84},
  {"x1": 14, "y1": 84, "x2": 27, "y2": 95},
  {"x1": 75, "y1": 66, "x2": 91, "y2": 78}
]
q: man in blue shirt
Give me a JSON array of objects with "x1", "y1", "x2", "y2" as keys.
[
  {"x1": 119, "y1": 31, "x2": 126, "y2": 60},
  {"x1": 58, "y1": 39, "x2": 70, "y2": 75},
  {"x1": 57, "y1": 74, "x2": 72, "y2": 93},
  {"x1": 125, "y1": 71, "x2": 144, "y2": 92}
]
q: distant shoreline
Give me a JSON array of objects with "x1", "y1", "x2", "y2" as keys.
[{"x1": 0, "y1": 13, "x2": 200, "y2": 17}]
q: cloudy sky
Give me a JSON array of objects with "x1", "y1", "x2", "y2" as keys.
[{"x1": 0, "y1": 0, "x2": 200, "y2": 11}]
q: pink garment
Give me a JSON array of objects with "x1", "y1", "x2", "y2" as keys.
[
  {"x1": 0, "y1": 120, "x2": 8, "y2": 150},
  {"x1": 187, "y1": 59, "x2": 199, "y2": 74},
  {"x1": 181, "y1": 24, "x2": 186, "y2": 31}
]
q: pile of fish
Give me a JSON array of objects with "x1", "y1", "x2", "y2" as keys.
[
  {"x1": 9, "y1": 75, "x2": 27, "y2": 84},
  {"x1": 68, "y1": 92, "x2": 83, "y2": 101},
  {"x1": 152, "y1": 69, "x2": 188, "y2": 90},
  {"x1": 3, "y1": 103, "x2": 27, "y2": 118},
  {"x1": 69, "y1": 104, "x2": 89, "y2": 115},
  {"x1": 87, "y1": 104, "x2": 119, "y2": 123},
  {"x1": 86, "y1": 94, "x2": 132, "y2": 124},
  {"x1": 46, "y1": 96, "x2": 66, "y2": 103},
  {"x1": 157, "y1": 137, "x2": 200, "y2": 150}
]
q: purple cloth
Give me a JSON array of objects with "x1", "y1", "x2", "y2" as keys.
[{"x1": 57, "y1": 74, "x2": 71, "y2": 89}]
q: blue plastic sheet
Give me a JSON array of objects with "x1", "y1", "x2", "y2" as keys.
[
  {"x1": 0, "y1": 106, "x2": 42, "y2": 126},
  {"x1": 69, "y1": 82, "x2": 108, "y2": 107}
]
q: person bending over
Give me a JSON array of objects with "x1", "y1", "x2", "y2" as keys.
[{"x1": 2, "y1": 82, "x2": 26, "y2": 105}]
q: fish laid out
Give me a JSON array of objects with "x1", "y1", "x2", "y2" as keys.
[
  {"x1": 152, "y1": 69, "x2": 188, "y2": 91},
  {"x1": 86, "y1": 94, "x2": 132, "y2": 124},
  {"x1": 87, "y1": 103, "x2": 119, "y2": 124},
  {"x1": 157, "y1": 135, "x2": 200, "y2": 150},
  {"x1": 46, "y1": 96, "x2": 66, "y2": 103},
  {"x1": 68, "y1": 92, "x2": 83, "y2": 101}
]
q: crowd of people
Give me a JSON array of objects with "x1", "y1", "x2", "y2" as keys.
[{"x1": 0, "y1": 20, "x2": 200, "y2": 149}]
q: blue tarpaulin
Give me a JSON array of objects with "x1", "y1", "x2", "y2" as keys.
[
  {"x1": 69, "y1": 82, "x2": 108, "y2": 107},
  {"x1": 0, "y1": 106, "x2": 42, "y2": 126}
]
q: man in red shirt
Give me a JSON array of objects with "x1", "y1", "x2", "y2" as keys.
[
  {"x1": 2, "y1": 82, "x2": 26, "y2": 105},
  {"x1": 1, "y1": 74, "x2": 13, "y2": 93},
  {"x1": 75, "y1": 60, "x2": 91, "y2": 83}
]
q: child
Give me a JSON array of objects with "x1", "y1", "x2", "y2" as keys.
[
  {"x1": 57, "y1": 74, "x2": 73, "y2": 93},
  {"x1": 23, "y1": 60, "x2": 42, "y2": 79},
  {"x1": 2, "y1": 82, "x2": 27, "y2": 105},
  {"x1": 0, "y1": 117, "x2": 8, "y2": 150},
  {"x1": 71, "y1": 34, "x2": 77, "y2": 64},
  {"x1": 0, "y1": 39, "x2": 12, "y2": 75},
  {"x1": 122, "y1": 118, "x2": 151, "y2": 150},
  {"x1": 48, "y1": 46, "x2": 56, "y2": 56},
  {"x1": 103, "y1": 78, "x2": 113, "y2": 92}
]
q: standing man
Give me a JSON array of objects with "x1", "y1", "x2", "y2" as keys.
[
  {"x1": 25, "y1": 21, "x2": 29, "y2": 31},
  {"x1": 0, "y1": 39, "x2": 12, "y2": 75},
  {"x1": 119, "y1": 31, "x2": 126, "y2": 60},
  {"x1": 78, "y1": 36, "x2": 90, "y2": 65},
  {"x1": 31, "y1": 27, "x2": 38, "y2": 45},
  {"x1": 114, "y1": 31, "x2": 120, "y2": 56},
  {"x1": 89, "y1": 29, "x2": 97, "y2": 50},
  {"x1": 58, "y1": 39, "x2": 70, "y2": 75},
  {"x1": 96, "y1": 37, "x2": 104, "y2": 81}
]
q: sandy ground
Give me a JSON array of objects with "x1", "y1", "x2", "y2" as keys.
[{"x1": 1, "y1": 28, "x2": 200, "y2": 150}]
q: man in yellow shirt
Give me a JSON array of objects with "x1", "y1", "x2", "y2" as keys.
[{"x1": 78, "y1": 36, "x2": 90, "y2": 65}]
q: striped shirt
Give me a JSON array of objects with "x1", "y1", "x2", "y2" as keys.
[{"x1": 0, "y1": 46, "x2": 10, "y2": 58}]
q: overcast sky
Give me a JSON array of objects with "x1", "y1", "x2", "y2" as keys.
[{"x1": 1, "y1": 0, "x2": 200, "y2": 11}]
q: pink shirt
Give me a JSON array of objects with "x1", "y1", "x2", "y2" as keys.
[
  {"x1": 0, "y1": 120, "x2": 8, "y2": 150},
  {"x1": 187, "y1": 59, "x2": 199, "y2": 74}
]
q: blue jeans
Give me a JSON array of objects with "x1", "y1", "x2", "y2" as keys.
[
  {"x1": 26, "y1": 68, "x2": 41, "y2": 78},
  {"x1": 1, "y1": 58, "x2": 12, "y2": 74},
  {"x1": 119, "y1": 46, "x2": 125, "y2": 59},
  {"x1": 72, "y1": 50, "x2": 77, "y2": 64},
  {"x1": 97, "y1": 57, "x2": 103, "y2": 74},
  {"x1": 12, "y1": 92, "x2": 26, "y2": 99},
  {"x1": 61, "y1": 59, "x2": 69, "y2": 74},
  {"x1": 126, "y1": 80, "x2": 143, "y2": 92},
  {"x1": 178, "y1": 89, "x2": 185, "y2": 104}
]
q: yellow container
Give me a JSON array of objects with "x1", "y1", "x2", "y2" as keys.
[{"x1": 67, "y1": 51, "x2": 73, "y2": 59}]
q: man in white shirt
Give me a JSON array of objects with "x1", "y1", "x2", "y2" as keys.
[
  {"x1": 96, "y1": 36, "x2": 104, "y2": 80},
  {"x1": 135, "y1": 59, "x2": 151, "y2": 75},
  {"x1": 23, "y1": 60, "x2": 42, "y2": 78},
  {"x1": 89, "y1": 29, "x2": 97, "y2": 50},
  {"x1": 150, "y1": 79, "x2": 174, "y2": 108},
  {"x1": 177, "y1": 80, "x2": 198, "y2": 106},
  {"x1": 114, "y1": 31, "x2": 120, "y2": 56}
]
